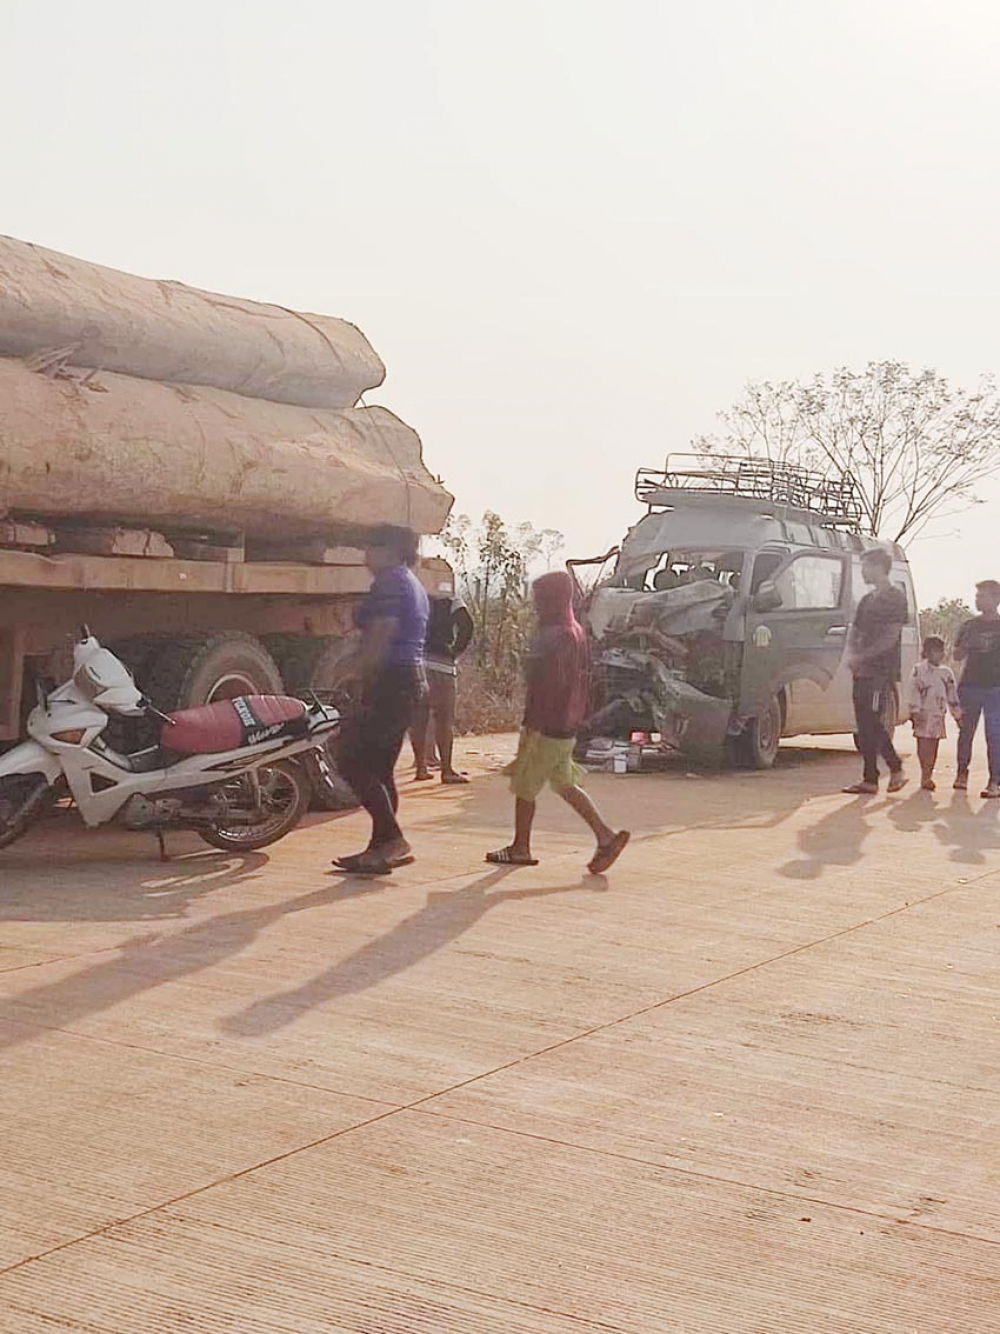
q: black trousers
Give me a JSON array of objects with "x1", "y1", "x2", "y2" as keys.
[
  {"x1": 853, "y1": 676, "x2": 901, "y2": 784},
  {"x1": 337, "y1": 666, "x2": 423, "y2": 847}
]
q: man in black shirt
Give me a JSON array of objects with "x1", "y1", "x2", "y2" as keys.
[
  {"x1": 953, "y1": 579, "x2": 1000, "y2": 798},
  {"x1": 843, "y1": 548, "x2": 909, "y2": 795},
  {"x1": 411, "y1": 594, "x2": 475, "y2": 784}
]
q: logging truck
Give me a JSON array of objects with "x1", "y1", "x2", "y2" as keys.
[{"x1": 0, "y1": 238, "x2": 454, "y2": 806}]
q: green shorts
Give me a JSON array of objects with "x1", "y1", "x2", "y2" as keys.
[{"x1": 504, "y1": 728, "x2": 584, "y2": 801}]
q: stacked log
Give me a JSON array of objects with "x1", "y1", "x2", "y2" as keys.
[
  {"x1": 0, "y1": 237, "x2": 452, "y2": 539},
  {"x1": 0, "y1": 358, "x2": 451, "y2": 540},
  {"x1": 0, "y1": 236, "x2": 384, "y2": 408}
]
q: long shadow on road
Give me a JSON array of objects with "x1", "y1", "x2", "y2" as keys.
[
  {"x1": 220, "y1": 867, "x2": 607, "y2": 1037},
  {"x1": 888, "y1": 788, "x2": 1000, "y2": 866},
  {"x1": 0, "y1": 866, "x2": 606, "y2": 1054}
]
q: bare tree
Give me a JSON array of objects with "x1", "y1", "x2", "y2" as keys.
[
  {"x1": 439, "y1": 511, "x2": 564, "y2": 681},
  {"x1": 919, "y1": 597, "x2": 973, "y2": 653},
  {"x1": 696, "y1": 361, "x2": 1000, "y2": 542}
]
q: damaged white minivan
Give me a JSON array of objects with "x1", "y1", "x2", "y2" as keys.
[{"x1": 570, "y1": 456, "x2": 919, "y2": 769}]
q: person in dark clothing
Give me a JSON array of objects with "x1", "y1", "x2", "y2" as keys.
[
  {"x1": 843, "y1": 548, "x2": 909, "y2": 796},
  {"x1": 953, "y1": 578, "x2": 1000, "y2": 798},
  {"x1": 411, "y1": 594, "x2": 475, "y2": 784},
  {"x1": 333, "y1": 525, "x2": 429, "y2": 873},
  {"x1": 486, "y1": 571, "x2": 630, "y2": 873}
]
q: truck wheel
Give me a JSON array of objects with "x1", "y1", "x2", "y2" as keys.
[
  {"x1": 103, "y1": 635, "x2": 172, "y2": 750},
  {"x1": 143, "y1": 633, "x2": 284, "y2": 714},
  {"x1": 107, "y1": 634, "x2": 165, "y2": 687},
  {"x1": 265, "y1": 634, "x2": 362, "y2": 811},
  {"x1": 735, "y1": 694, "x2": 783, "y2": 770}
]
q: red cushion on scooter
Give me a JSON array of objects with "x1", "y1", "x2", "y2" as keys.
[{"x1": 163, "y1": 695, "x2": 306, "y2": 754}]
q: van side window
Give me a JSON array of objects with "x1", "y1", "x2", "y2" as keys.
[
  {"x1": 750, "y1": 551, "x2": 786, "y2": 593},
  {"x1": 894, "y1": 578, "x2": 917, "y2": 624},
  {"x1": 773, "y1": 554, "x2": 844, "y2": 610}
]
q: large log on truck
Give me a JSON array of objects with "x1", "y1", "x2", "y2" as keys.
[
  {"x1": 0, "y1": 356, "x2": 451, "y2": 538},
  {"x1": 0, "y1": 236, "x2": 384, "y2": 409}
]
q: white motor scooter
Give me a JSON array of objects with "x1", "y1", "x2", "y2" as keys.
[{"x1": 0, "y1": 630, "x2": 341, "y2": 857}]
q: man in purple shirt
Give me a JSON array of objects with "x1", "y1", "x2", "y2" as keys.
[{"x1": 333, "y1": 525, "x2": 429, "y2": 873}]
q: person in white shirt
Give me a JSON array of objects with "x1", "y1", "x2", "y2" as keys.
[{"x1": 906, "y1": 635, "x2": 962, "y2": 791}]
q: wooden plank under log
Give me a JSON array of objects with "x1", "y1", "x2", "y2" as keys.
[
  {"x1": 170, "y1": 534, "x2": 245, "y2": 564},
  {"x1": 0, "y1": 548, "x2": 450, "y2": 596},
  {"x1": 0, "y1": 519, "x2": 55, "y2": 550},
  {"x1": 245, "y1": 539, "x2": 366, "y2": 566},
  {"x1": 55, "y1": 526, "x2": 175, "y2": 558}
]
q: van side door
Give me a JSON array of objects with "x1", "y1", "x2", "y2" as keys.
[{"x1": 742, "y1": 549, "x2": 852, "y2": 735}]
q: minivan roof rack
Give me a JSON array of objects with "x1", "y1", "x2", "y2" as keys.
[{"x1": 635, "y1": 454, "x2": 864, "y2": 531}]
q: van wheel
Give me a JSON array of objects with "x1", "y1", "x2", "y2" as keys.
[{"x1": 736, "y1": 695, "x2": 782, "y2": 769}]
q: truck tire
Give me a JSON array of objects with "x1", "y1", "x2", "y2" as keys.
[
  {"x1": 143, "y1": 632, "x2": 284, "y2": 715},
  {"x1": 734, "y1": 694, "x2": 783, "y2": 770},
  {"x1": 264, "y1": 634, "x2": 362, "y2": 811},
  {"x1": 105, "y1": 634, "x2": 173, "y2": 751},
  {"x1": 107, "y1": 634, "x2": 165, "y2": 687}
]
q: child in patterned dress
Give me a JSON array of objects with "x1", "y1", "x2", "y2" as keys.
[{"x1": 906, "y1": 636, "x2": 962, "y2": 791}]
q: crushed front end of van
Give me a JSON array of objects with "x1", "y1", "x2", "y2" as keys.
[
  {"x1": 571, "y1": 454, "x2": 900, "y2": 770},
  {"x1": 578, "y1": 580, "x2": 736, "y2": 765}
]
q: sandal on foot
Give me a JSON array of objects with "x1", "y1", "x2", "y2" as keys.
[
  {"x1": 981, "y1": 783, "x2": 1000, "y2": 799},
  {"x1": 954, "y1": 773, "x2": 969, "y2": 791},
  {"x1": 332, "y1": 857, "x2": 391, "y2": 875},
  {"x1": 588, "y1": 829, "x2": 631, "y2": 875},
  {"x1": 485, "y1": 847, "x2": 539, "y2": 866},
  {"x1": 887, "y1": 772, "x2": 908, "y2": 794},
  {"x1": 346, "y1": 846, "x2": 413, "y2": 875},
  {"x1": 442, "y1": 772, "x2": 470, "y2": 785},
  {"x1": 414, "y1": 771, "x2": 434, "y2": 782},
  {"x1": 921, "y1": 779, "x2": 936, "y2": 791},
  {"x1": 332, "y1": 850, "x2": 369, "y2": 870},
  {"x1": 843, "y1": 782, "x2": 878, "y2": 795}
]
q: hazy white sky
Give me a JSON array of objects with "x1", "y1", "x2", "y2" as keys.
[{"x1": 5, "y1": 0, "x2": 999, "y2": 604}]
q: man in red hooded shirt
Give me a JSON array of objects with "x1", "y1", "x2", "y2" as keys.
[{"x1": 487, "y1": 571, "x2": 630, "y2": 873}]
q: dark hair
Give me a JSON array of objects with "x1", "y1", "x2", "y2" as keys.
[
  {"x1": 922, "y1": 635, "x2": 945, "y2": 655},
  {"x1": 367, "y1": 524, "x2": 420, "y2": 568},
  {"x1": 862, "y1": 548, "x2": 892, "y2": 574},
  {"x1": 976, "y1": 579, "x2": 1000, "y2": 601}
]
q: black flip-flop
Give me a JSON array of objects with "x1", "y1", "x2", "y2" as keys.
[
  {"x1": 332, "y1": 852, "x2": 415, "y2": 875},
  {"x1": 485, "y1": 847, "x2": 539, "y2": 867}
]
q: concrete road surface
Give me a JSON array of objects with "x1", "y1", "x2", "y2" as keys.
[{"x1": 2, "y1": 734, "x2": 999, "y2": 1332}]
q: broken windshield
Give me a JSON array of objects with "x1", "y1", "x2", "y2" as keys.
[{"x1": 613, "y1": 547, "x2": 746, "y2": 594}]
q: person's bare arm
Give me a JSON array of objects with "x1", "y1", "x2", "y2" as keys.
[{"x1": 953, "y1": 624, "x2": 970, "y2": 662}]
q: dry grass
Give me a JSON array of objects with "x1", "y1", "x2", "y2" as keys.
[{"x1": 455, "y1": 661, "x2": 524, "y2": 734}]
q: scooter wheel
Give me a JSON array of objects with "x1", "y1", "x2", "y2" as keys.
[{"x1": 199, "y1": 759, "x2": 309, "y2": 852}]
